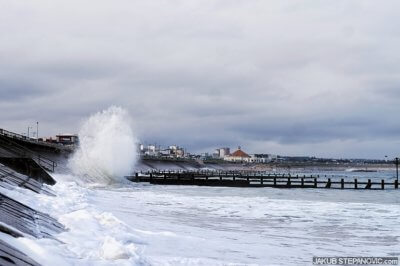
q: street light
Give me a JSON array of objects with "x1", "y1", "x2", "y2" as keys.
[
  {"x1": 395, "y1": 157, "x2": 399, "y2": 182},
  {"x1": 36, "y1": 122, "x2": 39, "y2": 141},
  {"x1": 27, "y1": 126, "x2": 32, "y2": 139}
]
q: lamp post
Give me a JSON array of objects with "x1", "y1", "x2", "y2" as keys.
[
  {"x1": 36, "y1": 122, "x2": 39, "y2": 141},
  {"x1": 395, "y1": 157, "x2": 399, "y2": 182},
  {"x1": 27, "y1": 126, "x2": 32, "y2": 139}
]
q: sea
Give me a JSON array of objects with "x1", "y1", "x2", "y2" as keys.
[{"x1": 1, "y1": 169, "x2": 399, "y2": 266}]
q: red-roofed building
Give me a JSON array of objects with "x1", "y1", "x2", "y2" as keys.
[{"x1": 224, "y1": 146, "x2": 250, "y2": 162}]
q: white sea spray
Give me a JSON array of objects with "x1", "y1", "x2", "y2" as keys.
[{"x1": 68, "y1": 106, "x2": 137, "y2": 184}]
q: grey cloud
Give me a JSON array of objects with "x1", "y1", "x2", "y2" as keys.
[
  {"x1": 0, "y1": 81, "x2": 41, "y2": 101},
  {"x1": 1, "y1": 0, "x2": 400, "y2": 158}
]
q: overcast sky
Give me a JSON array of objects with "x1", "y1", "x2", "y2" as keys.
[{"x1": 1, "y1": 0, "x2": 400, "y2": 159}]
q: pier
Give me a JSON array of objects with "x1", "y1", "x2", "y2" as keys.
[{"x1": 128, "y1": 170, "x2": 399, "y2": 190}]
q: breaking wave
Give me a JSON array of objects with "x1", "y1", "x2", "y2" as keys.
[{"x1": 68, "y1": 106, "x2": 137, "y2": 184}]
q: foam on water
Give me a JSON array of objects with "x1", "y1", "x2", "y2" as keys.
[
  {"x1": 68, "y1": 106, "x2": 137, "y2": 184},
  {"x1": 0, "y1": 174, "x2": 148, "y2": 266},
  {"x1": 1, "y1": 170, "x2": 399, "y2": 265}
]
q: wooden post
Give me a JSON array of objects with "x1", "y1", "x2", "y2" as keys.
[
  {"x1": 381, "y1": 179, "x2": 384, "y2": 190},
  {"x1": 395, "y1": 179, "x2": 399, "y2": 189},
  {"x1": 314, "y1": 178, "x2": 317, "y2": 188},
  {"x1": 233, "y1": 174, "x2": 236, "y2": 181},
  {"x1": 354, "y1": 179, "x2": 358, "y2": 189},
  {"x1": 260, "y1": 176, "x2": 264, "y2": 185},
  {"x1": 301, "y1": 178, "x2": 304, "y2": 187},
  {"x1": 164, "y1": 173, "x2": 166, "y2": 180},
  {"x1": 341, "y1": 179, "x2": 344, "y2": 189},
  {"x1": 273, "y1": 177, "x2": 276, "y2": 186},
  {"x1": 325, "y1": 178, "x2": 331, "y2": 188},
  {"x1": 396, "y1": 157, "x2": 399, "y2": 183},
  {"x1": 287, "y1": 177, "x2": 291, "y2": 187},
  {"x1": 150, "y1": 173, "x2": 153, "y2": 182},
  {"x1": 366, "y1": 179, "x2": 371, "y2": 189},
  {"x1": 219, "y1": 174, "x2": 222, "y2": 181}
]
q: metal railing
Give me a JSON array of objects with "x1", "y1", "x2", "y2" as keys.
[
  {"x1": 0, "y1": 128, "x2": 75, "y2": 152},
  {"x1": 0, "y1": 133, "x2": 57, "y2": 172},
  {"x1": 0, "y1": 128, "x2": 36, "y2": 142}
]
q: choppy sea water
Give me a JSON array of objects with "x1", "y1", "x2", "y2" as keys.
[{"x1": 1, "y1": 169, "x2": 399, "y2": 265}]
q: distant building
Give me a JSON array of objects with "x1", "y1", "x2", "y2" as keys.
[
  {"x1": 55, "y1": 134, "x2": 79, "y2": 145},
  {"x1": 219, "y1": 147, "x2": 230, "y2": 158},
  {"x1": 224, "y1": 146, "x2": 250, "y2": 162},
  {"x1": 146, "y1": 145, "x2": 158, "y2": 156},
  {"x1": 213, "y1": 147, "x2": 231, "y2": 158},
  {"x1": 138, "y1": 143, "x2": 186, "y2": 158},
  {"x1": 213, "y1": 149, "x2": 220, "y2": 158},
  {"x1": 138, "y1": 144, "x2": 160, "y2": 156},
  {"x1": 168, "y1": 145, "x2": 185, "y2": 158},
  {"x1": 159, "y1": 149, "x2": 171, "y2": 156},
  {"x1": 139, "y1": 144, "x2": 144, "y2": 152},
  {"x1": 249, "y1": 154, "x2": 277, "y2": 163}
]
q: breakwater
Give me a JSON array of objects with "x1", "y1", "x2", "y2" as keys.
[{"x1": 129, "y1": 170, "x2": 399, "y2": 190}]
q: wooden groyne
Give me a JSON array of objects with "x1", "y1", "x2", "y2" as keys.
[{"x1": 128, "y1": 171, "x2": 399, "y2": 190}]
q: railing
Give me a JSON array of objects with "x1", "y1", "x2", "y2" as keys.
[
  {"x1": 0, "y1": 128, "x2": 75, "y2": 153},
  {"x1": 37, "y1": 155, "x2": 56, "y2": 172},
  {"x1": 0, "y1": 128, "x2": 36, "y2": 142},
  {"x1": 0, "y1": 134, "x2": 57, "y2": 172}
]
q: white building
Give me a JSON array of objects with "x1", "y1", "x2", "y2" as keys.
[
  {"x1": 144, "y1": 144, "x2": 159, "y2": 156},
  {"x1": 213, "y1": 147, "x2": 230, "y2": 158},
  {"x1": 248, "y1": 154, "x2": 277, "y2": 163}
]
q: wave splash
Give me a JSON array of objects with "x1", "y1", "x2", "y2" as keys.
[{"x1": 68, "y1": 106, "x2": 137, "y2": 184}]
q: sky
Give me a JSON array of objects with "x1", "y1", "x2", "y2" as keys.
[{"x1": 0, "y1": 0, "x2": 400, "y2": 159}]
